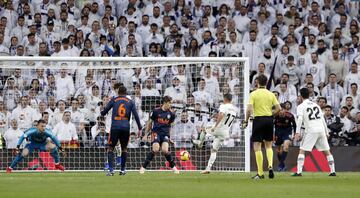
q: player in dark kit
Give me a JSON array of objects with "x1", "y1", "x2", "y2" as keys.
[
  {"x1": 274, "y1": 103, "x2": 296, "y2": 171},
  {"x1": 101, "y1": 85, "x2": 142, "y2": 176},
  {"x1": 139, "y1": 96, "x2": 179, "y2": 174}
]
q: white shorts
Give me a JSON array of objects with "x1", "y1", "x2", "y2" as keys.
[{"x1": 300, "y1": 132, "x2": 330, "y2": 152}]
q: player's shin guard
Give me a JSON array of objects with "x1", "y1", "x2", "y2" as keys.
[
  {"x1": 10, "y1": 153, "x2": 24, "y2": 169},
  {"x1": 297, "y1": 154, "x2": 305, "y2": 174},
  {"x1": 206, "y1": 152, "x2": 217, "y2": 170},
  {"x1": 143, "y1": 152, "x2": 154, "y2": 168},
  {"x1": 164, "y1": 153, "x2": 176, "y2": 168},
  {"x1": 50, "y1": 148, "x2": 60, "y2": 164},
  {"x1": 120, "y1": 152, "x2": 127, "y2": 171},
  {"x1": 266, "y1": 148, "x2": 273, "y2": 169},
  {"x1": 255, "y1": 151, "x2": 264, "y2": 176},
  {"x1": 107, "y1": 152, "x2": 115, "y2": 172},
  {"x1": 327, "y1": 155, "x2": 335, "y2": 173}
]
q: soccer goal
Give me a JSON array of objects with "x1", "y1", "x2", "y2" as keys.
[{"x1": 0, "y1": 56, "x2": 250, "y2": 172}]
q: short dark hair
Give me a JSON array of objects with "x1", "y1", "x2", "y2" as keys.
[
  {"x1": 257, "y1": 74, "x2": 268, "y2": 86},
  {"x1": 162, "y1": 96, "x2": 172, "y2": 104},
  {"x1": 37, "y1": 119, "x2": 47, "y2": 125},
  {"x1": 223, "y1": 93, "x2": 232, "y2": 102},
  {"x1": 299, "y1": 88, "x2": 309, "y2": 99},
  {"x1": 118, "y1": 85, "x2": 127, "y2": 95},
  {"x1": 325, "y1": 105, "x2": 332, "y2": 110}
]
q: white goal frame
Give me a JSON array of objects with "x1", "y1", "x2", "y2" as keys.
[{"x1": 0, "y1": 56, "x2": 250, "y2": 172}]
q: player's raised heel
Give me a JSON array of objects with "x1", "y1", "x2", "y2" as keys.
[
  {"x1": 55, "y1": 164, "x2": 65, "y2": 171},
  {"x1": 6, "y1": 167, "x2": 12, "y2": 173},
  {"x1": 291, "y1": 173, "x2": 302, "y2": 177},
  {"x1": 106, "y1": 171, "x2": 115, "y2": 176},
  {"x1": 268, "y1": 168, "x2": 274, "y2": 179},
  {"x1": 173, "y1": 167, "x2": 180, "y2": 174},
  {"x1": 119, "y1": 171, "x2": 126, "y2": 176},
  {"x1": 251, "y1": 174, "x2": 265, "y2": 179},
  {"x1": 192, "y1": 140, "x2": 202, "y2": 149},
  {"x1": 329, "y1": 172, "x2": 337, "y2": 177},
  {"x1": 139, "y1": 167, "x2": 146, "y2": 174}
]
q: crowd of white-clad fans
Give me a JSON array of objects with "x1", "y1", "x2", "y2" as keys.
[{"x1": 0, "y1": 0, "x2": 359, "y2": 149}]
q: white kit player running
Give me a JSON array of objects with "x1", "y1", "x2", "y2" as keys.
[
  {"x1": 293, "y1": 88, "x2": 336, "y2": 177},
  {"x1": 194, "y1": 94, "x2": 237, "y2": 174}
]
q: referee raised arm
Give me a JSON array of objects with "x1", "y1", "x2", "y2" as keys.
[{"x1": 243, "y1": 74, "x2": 281, "y2": 179}]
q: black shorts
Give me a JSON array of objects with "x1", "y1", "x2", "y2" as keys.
[
  {"x1": 251, "y1": 116, "x2": 274, "y2": 142},
  {"x1": 151, "y1": 132, "x2": 169, "y2": 145},
  {"x1": 108, "y1": 129, "x2": 130, "y2": 148},
  {"x1": 274, "y1": 128, "x2": 292, "y2": 146}
]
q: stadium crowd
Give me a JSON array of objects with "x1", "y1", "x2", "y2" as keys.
[{"x1": 0, "y1": 0, "x2": 359, "y2": 149}]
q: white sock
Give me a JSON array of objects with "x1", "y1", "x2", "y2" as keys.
[
  {"x1": 206, "y1": 152, "x2": 217, "y2": 170},
  {"x1": 297, "y1": 154, "x2": 305, "y2": 174},
  {"x1": 327, "y1": 155, "x2": 335, "y2": 173}
]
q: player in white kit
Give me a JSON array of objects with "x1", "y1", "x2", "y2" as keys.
[
  {"x1": 196, "y1": 94, "x2": 238, "y2": 174},
  {"x1": 293, "y1": 88, "x2": 336, "y2": 176}
]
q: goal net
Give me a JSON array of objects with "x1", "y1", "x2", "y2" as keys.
[{"x1": 0, "y1": 57, "x2": 250, "y2": 172}]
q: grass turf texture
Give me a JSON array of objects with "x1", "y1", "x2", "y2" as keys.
[{"x1": 1, "y1": 172, "x2": 359, "y2": 198}]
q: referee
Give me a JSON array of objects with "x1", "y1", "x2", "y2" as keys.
[{"x1": 243, "y1": 74, "x2": 281, "y2": 179}]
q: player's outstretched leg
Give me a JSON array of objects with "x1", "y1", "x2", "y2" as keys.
[
  {"x1": 193, "y1": 131, "x2": 206, "y2": 149},
  {"x1": 201, "y1": 138, "x2": 221, "y2": 174},
  {"x1": 7, "y1": 147, "x2": 31, "y2": 173}
]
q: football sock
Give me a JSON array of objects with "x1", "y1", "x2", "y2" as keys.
[
  {"x1": 255, "y1": 151, "x2": 264, "y2": 176},
  {"x1": 266, "y1": 148, "x2": 273, "y2": 169},
  {"x1": 297, "y1": 154, "x2": 305, "y2": 174},
  {"x1": 327, "y1": 155, "x2": 335, "y2": 173},
  {"x1": 120, "y1": 152, "x2": 127, "y2": 171},
  {"x1": 280, "y1": 151, "x2": 288, "y2": 166},
  {"x1": 107, "y1": 151, "x2": 115, "y2": 172},
  {"x1": 277, "y1": 151, "x2": 282, "y2": 162},
  {"x1": 206, "y1": 152, "x2": 217, "y2": 170},
  {"x1": 10, "y1": 153, "x2": 24, "y2": 169},
  {"x1": 164, "y1": 153, "x2": 175, "y2": 168},
  {"x1": 50, "y1": 148, "x2": 60, "y2": 164},
  {"x1": 143, "y1": 152, "x2": 154, "y2": 168}
]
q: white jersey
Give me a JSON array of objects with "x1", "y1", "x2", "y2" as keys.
[
  {"x1": 216, "y1": 103, "x2": 238, "y2": 135},
  {"x1": 296, "y1": 99, "x2": 328, "y2": 134}
]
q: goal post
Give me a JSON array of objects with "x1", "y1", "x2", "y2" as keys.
[{"x1": 0, "y1": 56, "x2": 250, "y2": 172}]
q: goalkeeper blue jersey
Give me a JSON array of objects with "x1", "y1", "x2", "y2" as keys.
[{"x1": 17, "y1": 127, "x2": 61, "y2": 147}]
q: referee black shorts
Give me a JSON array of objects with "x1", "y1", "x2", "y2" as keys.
[
  {"x1": 108, "y1": 129, "x2": 130, "y2": 149},
  {"x1": 251, "y1": 116, "x2": 274, "y2": 142}
]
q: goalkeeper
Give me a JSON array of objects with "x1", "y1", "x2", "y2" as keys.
[{"x1": 6, "y1": 119, "x2": 65, "y2": 173}]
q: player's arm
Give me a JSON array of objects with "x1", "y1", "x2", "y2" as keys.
[
  {"x1": 291, "y1": 114, "x2": 297, "y2": 136},
  {"x1": 294, "y1": 107, "x2": 304, "y2": 141},
  {"x1": 100, "y1": 98, "x2": 114, "y2": 116},
  {"x1": 45, "y1": 129, "x2": 63, "y2": 150},
  {"x1": 131, "y1": 101, "x2": 142, "y2": 130},
  {"x1": 272, "y1": 93, "x2": 281, "y2": 116},
  {"x1": 321, "y1": 116, "x2": 330, "y2": 137},
  {"x1": 16, "y1": 128, "x2": 36, "y2": 150}
]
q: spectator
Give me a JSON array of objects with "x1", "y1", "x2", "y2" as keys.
[
  {"x1": 128, "y1": 132, "x2": 140, "y2": 149},
  {"x1": 53, "y1": 111, "x2": 78, "y2": 143},
  {"x1": 3, "y1": 118, "x2": 23, "y2": 149},
  {"x1": 164, "y1": 76, "x2": 186, "y2": 108},
  {"x1": 171, "y1": 111, "x2": 197, "y2": 148},
  {"x1": 11, "y1": 96, "x2": 37, "y2": 131},
  {"x1": 321, "y1": 73, "x2": 344, "y2": 115},
  {"x1": 55, "y1": 68, "x2": 75, "y2": 100},
  {"x1": 3, "y1": 77, "x2": 22, "y2": 111}
]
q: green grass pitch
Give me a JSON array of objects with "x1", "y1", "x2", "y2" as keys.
[{"x1": 1, "y1": 172, "x2": 359, "y2": 198}]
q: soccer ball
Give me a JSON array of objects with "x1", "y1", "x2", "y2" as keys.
[{"x1": 180, "y1": 150, "x2": 190, "y2": 161}]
